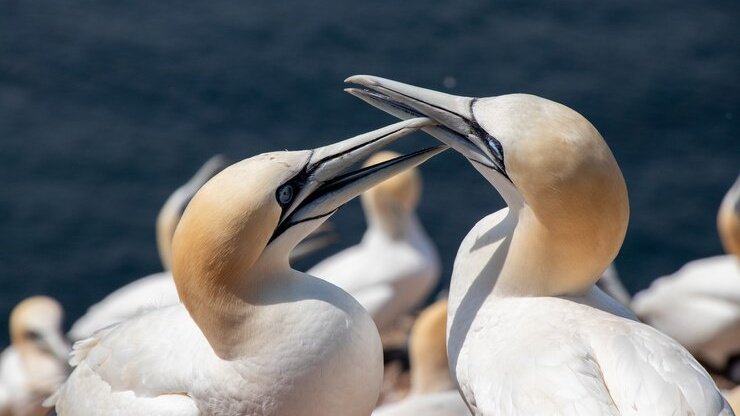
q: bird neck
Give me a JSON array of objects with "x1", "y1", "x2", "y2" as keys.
[
  {"x1": 177, "y1": 248, "x2": 294, "y2": 360},
  {"x1": 363, "y1": 198, "x2": 417, "y2": 241},
  {"x1": 475, "y1": 155, "x2": 628, "y2": 297},
  {"x1": 492, "y1": 201, "x2": 623, "y2": 298}
]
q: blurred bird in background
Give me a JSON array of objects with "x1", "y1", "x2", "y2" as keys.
[
  {"x1": 0, "y1": 297, "x2": 69, "y2": 416},
  {"x1": 0, "y1": 2, "x2": 737, "y2": 410},
  {"x1": 68, "y1": 155, "x2": 336, "y2": 341},
  {"x1": 373, "y1": 299, "x2": 468, "y2": 416},
  {"x1": 309, "y1": 150, "x2": 441, "y2": 339},
  {"x1": 632, "y1": 174, "x2": 740, "y2": 385}
]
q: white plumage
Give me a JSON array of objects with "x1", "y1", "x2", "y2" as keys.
[
  {"x1": 47, "y1": 118, "x2": 443, "y2": 415},
  {"x1": 67, "y1": 272, "x2": 177, "y2": 341},
  {"x1": 347, "y1": 75, "x2": 732, "y2": 415},
  {"x1": 53, "y1": 297, "x2": 375, "y2": 415},
  {"x1": 69, "y1": 157, "x2": 334, "y2": 342},
  {"x1": 633, "y1": 256, "x2": 740, "y2": 368},
  {"x1": 449, "y1": 209, "x2": 729, "y2": 415}
]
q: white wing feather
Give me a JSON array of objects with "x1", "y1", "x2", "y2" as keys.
[
  {"x1": 50, "y1": 305, "x2": 209, "y2": 415},
  {"x1": 68, "y1": 272, "x2": 178, "y2": 341}
]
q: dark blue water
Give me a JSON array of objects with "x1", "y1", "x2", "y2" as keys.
[{"x1": 1, "y1": 0, "x2": 738, "y2": 345}]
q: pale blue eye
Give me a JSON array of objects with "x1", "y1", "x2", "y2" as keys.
[{"x1": 278, "y1": 184, "x2": 294, "y2": 205}]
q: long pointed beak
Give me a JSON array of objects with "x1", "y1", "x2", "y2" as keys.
[
  {"x1": 272, "y1": 118, "x2": 446, "y2": 240},
  {"x1": 345, "y1": 75, "x2": 508, "y2": 178},
  {"x1": 277, "y1": 117, "x2": 438, "y2": 223}
]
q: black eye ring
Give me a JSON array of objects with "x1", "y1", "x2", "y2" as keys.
[{"x1": 277, "y1": 183, "x2": 295, "y2": 206}]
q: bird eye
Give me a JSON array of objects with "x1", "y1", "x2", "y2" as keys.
[
  {"x1": 486, "y1": 136, "x2": 504, "y2": 161},
  {"x1": 277, "y1": 184, "x2": 295, "y2": 206},
  {"x1": 26, "y1": 330, "x2": 42, "y2": 341}
]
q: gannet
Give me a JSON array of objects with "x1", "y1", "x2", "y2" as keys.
[
  {"x1": 46, "y1": 118, "x2": 446, "y2": 415},
  {"x1": 346, "y1": 75, "x2": 732, "y2": 415},
  {"x1": 632, "y1": 174, "x2": 740, "y2": 379},
  {"x1": 0, "y1": 296, "x2": 69, "y2": 416},
  {"x1": 68, "y1": 156, "x2": 335, "y2": 341},
  {"x1": 308, "y1": 150, "x2": 441, "y2": 334},
  {"x1": 373, "y1": 300, "x2": 468, "y2": 416}
]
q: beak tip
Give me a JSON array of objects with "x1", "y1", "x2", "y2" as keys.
[{"x1": 344, "y1": 75, "x2": 377, "y2": 86}]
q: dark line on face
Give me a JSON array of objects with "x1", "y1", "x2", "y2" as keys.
[
  {"x1": 359, "y1": 83, "x2": 512, "y2": 182},
  {"x1": 381, "y1": 86, "x2": 470, "y2": 121},
  {"x1": 270, "y1": 210, "x2": 336, "y2": 243},
  {"x1": 271, "y1": 127, "x2": 424, "y2": 243},
  {"x1": 469, "y1": 158, "x2": 497, "y2": 171},
  {"x1": 364, "y1": 90, "x2": 426, "y2": 118},
  {"x1": 305, "y1": 128, "x2": 404, "y2": 175},
  {"x1": 468, "y1": 98, "x2": 511, "y2": 182}
]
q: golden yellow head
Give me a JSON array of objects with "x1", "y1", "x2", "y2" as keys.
[
  {"x1": 168, "y1": 119, "x2": 444, "y2": 357},
  {"x1": 346, "y1": 75, "x2": 630, "y2": 295},
  {"x1": 718, "y1": 175, "x2": 740, "y2": 258},
  {"x1": 479, "y1": 96, "x2": 629, "y2": 262},
  {"x1": 172, "y1": 152, "x2": 305, "y2": 304}
]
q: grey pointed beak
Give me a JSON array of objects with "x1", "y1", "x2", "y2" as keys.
[
  {"x1": 272, "y1": 118, "x2": 446, "y2": 240},
  {"x1": 345, "y1": 75, "x2": 508, "y2": 179}
]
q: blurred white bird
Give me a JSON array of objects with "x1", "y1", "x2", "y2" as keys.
[
  {"x1": 68, "y1": 155, "x2": 335, "y2": 341},
  {"x1": 46, "y1": 119, "x2": 444, "y2": 415},
  {"x1": 308, "y1": 150, "x2": 441, "y2": 335},
  {"x1": 0, "y1": 296, "x2": 69, "y2": 416},
  {"x1": 348, "y1": 75, "x2": 732, "y2": 415},
  {"x1": 373, "y1": 300, "x2": 469, "y2": 416},
  {"x1": 632, "y1": 174, "x2": 740, "y2": 380}
]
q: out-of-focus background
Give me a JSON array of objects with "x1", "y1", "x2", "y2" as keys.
[{"x1": 0, "y1": 0, "x2": 738, "y2": 345}]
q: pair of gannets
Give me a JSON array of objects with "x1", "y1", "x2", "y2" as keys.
[
  {"x1": 69, "y1": 156, "x2": 335, "y2": 341},
  {"x1": 0, "y1": 297, "x2": 69, "y2": 416},
  {"x1": 632, "y1": 175, "x2": 740, "y2": 379},
  {"x1": 309, "y1": 151, "x2": 441, "y2": 334},
  {"x1": 346, "y1": 75, "x2": 732, "y2": 414},
  {"x1": 374, "y1": 300, "x2": 468, "y2": 416},
  {"x1": 47, "y1": 119, "x2": 445, "y2": 415}
]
